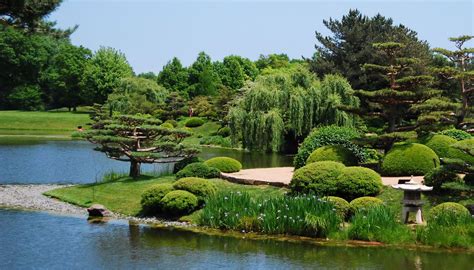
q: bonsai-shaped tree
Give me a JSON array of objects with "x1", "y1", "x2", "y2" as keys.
[
  {"x1": 349, "y1": 42, "x2": 456, "y2": 152},
  {"x1": 432, "y1": 35, "x2": 474, "y2": 129},
  {"x1": 80, "y1": 113, "x2": 199, "y2": 178}
]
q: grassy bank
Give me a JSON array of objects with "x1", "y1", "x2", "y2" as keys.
[
  {"x1": 0, "y1": 110, "x2": 91, "y2": 137},
  {"x1": 44, "y1": 174, "x2": 286, "y2": 216}
]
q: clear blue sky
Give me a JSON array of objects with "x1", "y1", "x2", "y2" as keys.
[{"x1": 50, "y1": 0, "x2": 473, "y2": 74}]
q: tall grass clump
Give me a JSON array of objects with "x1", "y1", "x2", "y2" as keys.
[
  {"x1": 348, "y1": 205, "x2": 412, "y2": 244},
  {"x1": 101, "y1": 171, "x2": 127, "y2": 182},
  {"x1": 199, "y1": 191, "x2": 342, "y2": 238},
  {"x1": 416, "y1": 208, "x2": 473, "y2": 248}
]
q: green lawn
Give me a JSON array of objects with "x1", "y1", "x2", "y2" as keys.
[
  {"x1": 44, "y1": 175, "x2": 286, "y2": 216},
  {"x1": 0, "y1": 110, "x2": 91, "y2": 136}
]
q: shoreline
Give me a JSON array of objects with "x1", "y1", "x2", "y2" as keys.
[
  {"x1": 0, "y1": 184, "x2": 189, "y2": 227},
  {"x1": 1, "y1": 184, "x2": 472, "y2": 254}
]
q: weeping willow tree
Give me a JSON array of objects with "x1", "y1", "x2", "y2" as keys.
[{"x1": 228, "y1": 65, "x2": 359, "y2": 152}]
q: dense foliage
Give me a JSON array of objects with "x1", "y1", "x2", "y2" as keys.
[
  {"x1": 349, "y1": 197, "x2": 384, "y2": 213},
  {"x1": 184, "y1": 117, "x2": 205, "y2": 127},
  {"x1": 428, "y1": 202, "x2": 470, "y2": 220},
  {"x1": 175, "y1": 162, "x2": 220, "y2": 179},
  {"x1": 290, "y1": 161, "x2": 345, "y2": 196},
  {"x1": 204, "y1": 157, "x2": 242, "y2": 173},
  {"x1": 306, "y1": 145, "x2": 358, "y2": 166},
  {"x1": 80, "y1": 114, "x2": 199, "y2": 178},
  {"x1": 381, "y1": 143, "x2": 439, "y2": 176},
  {"x1": 294, "y1": 125, "x2": 365, "y2": 169},
  {"x1": 199, "y1": 191, "x2": 342, "y2": 237},
  {"x1": 172, "y1": 177, "x2": 217, "y2": 203},
  {"x1": 423, "y1": 166, "x2": 461, "y2": 190},
  {"x1": 425, "y1": 135, "x2": 474, "y2": 165},
  {"x1": 336, "y1": 167, "x2": 382, "y2": 201},
  {"x1": 439, "y1": 129, "x2": 472, "y2": 141},
  {"x1": 323, "y1": 196, "x2": 351, "y2": 219},
  {"x1": 140, "y1": 183, "x2": 175, "y2": 215},
  {"x1": 228, "y1": 67, "x2": 359, "y2": 152},
  {"x1": 309, "y1": 9, "x2": 430, "y2": 91},
  {"x1": 348, "y1": 206, "x2": 411, "y2": 244},
  {"x1": 173, "y1": 157, "x2": 204, "y2": 173},
  {"x1": 160, "y1": 190, "x2": 199, "y2": 216}
]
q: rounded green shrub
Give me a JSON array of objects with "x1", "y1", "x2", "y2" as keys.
[
  {"x1": 173, "y1": 177, "x2": 217, "y2": 202},
  {"x1": 294, "y1": 125, "x2": 365, "y2": 169},
  {"x1": 324, "y1": 196, "x2": 351, "y2": 219},
  {"x1": 140, "y1": 183, "x2": 174, "y2": 214},
  {"x1": 439, "y1": 129, "x2": 472, "y2": 141},
  {"x1": 336, "y1": 167, "x2": 382, "y2": 200},
  {"x1": 350, "y1": 197, "x2": 384, "y2": 213},
  {"x1": 173, "y1": 157, "x2": 204, "y2": 173},
  {"x1": 176, "y1": 162, "x2": 220, "y2": 179},
  {"x1": 424, "y1": 166, "x2": 461, "y2": 189},
  {"x1": 289, "y1": 161, "x2": 346, "y2": 195},
  {"x1": 160, "y1": 122, "x2": 174, "y2": 129},
  {"x1": 464, "y1": 173, "x2": 474, "y2": 186},
  {"x1": 217, "y1": 126, "x2": 231, "y2": 137},
  {"x1": 165, "y1": 119, "x2": 178, "y2": 127},
  {"x1": 425, "y1": 135, "x2": 474, "y2": 164},
  {"x1": 381, "y1": 143, "x2": 440, "y2": 176},
  {"x1": 160, "y1": 190, "x2": 199, "y2": 216},
  {"x1": 306, "y1": 145, "x2": 358, "y2": 166},
  {"x1": 428, "y1": 202, "x2": 470, "y2": 221},
  {"x1": 185, "y1": 117, "x2": 205, "y2": 127},
  {"x1": 204, "y1": 157, "x2": 242, "y2": 173}
]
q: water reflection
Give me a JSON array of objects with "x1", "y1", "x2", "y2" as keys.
[
  {"x1": 0, "y1": 139, "x2": 292, "y2": 184},
  {"x1": 0, "y1": 209, "x2": 472, "y2": 270}
]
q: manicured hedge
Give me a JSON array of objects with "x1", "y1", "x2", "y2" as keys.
[
  {"x1": 160, "y1": 122, "x2": 174, "y2": 129},
  {"x1": 428, "y1": 202, "x2": 470, "y2": 221},
  {"x1": 324, "y1": 196, "x2": 351, "y2": 219},
  {"x1": 306, "y1": 145, "x2": 358, "y2": 166},
  {"x1": 289, "y1": 161, "x2": 345, "y2": 195},
  {"x1": 425, "y1": 135, "x2": 474, "y2": 164},
  {"x1": 176, "y1": 162, "x2": 220, "y2": 179},
  {"x1": 204, "y1": 157, "x2": 242, "y2": 173},
  {"x1": 161, "y1": 190, "x2": 199, "y2": 216},
  {"x1": 336, "y1": 167, "x2": 382, "y2": 200},
  {"x1": 217, "y1": 126, "x2": 231, "y2": 137},
  {"x1": 185, "y1": 117, "x2": 205, "y2": 127},
  {"x1": 294, "y1": 125, "x2": 365, "y2": 169},
  {"x1": 349, "y1": 197, "x2": 384, "y2": 213},
  {"x1": 381, "y1": 143, "x2": 440, "y2": 176},
  {"x1": 173, "y1": 157, "x2": 204, "y2": 173},
  {"x1": 173, "y1": 177, "x2": 217, "y2": 203},
  {"x1": 140, "y1": 183, "x2": 174, "y2": 214}
]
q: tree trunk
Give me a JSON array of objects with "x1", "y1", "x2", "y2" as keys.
[{"x1": 129, "y1": 160, "x2": 141, "y2": 178}]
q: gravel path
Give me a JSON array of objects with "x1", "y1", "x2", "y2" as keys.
[{"x1": 0, "y1": 184, "x2": 86, "y2": 215}]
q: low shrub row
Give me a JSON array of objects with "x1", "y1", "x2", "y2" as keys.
[
  {"x1": 185, "y1": 117, "x2": 205, "y2": 127},
  {"x1": 141, "y1": 177, "x2": 217, "y2": 217},
  {"x1": 289, "y1": 161, "x2": 382, "y2": 200}
]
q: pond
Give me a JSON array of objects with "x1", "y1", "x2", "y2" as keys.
[
  {"x1": 0, "y1": 138, "x2": 293, "y2": 184},
  {"x1": 1, "y1": 209, "x2": 472, "y2": 270}
]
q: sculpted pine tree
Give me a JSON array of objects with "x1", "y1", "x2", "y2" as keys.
[
  {"x1": 432, "y1": 35, "x2": 474, "y2": 129},
  {"x1": 81, "y1": 114, "x2": 199, "y2": 178},
  {"x1": 349, "y1": 42, "x2": 457, "y2": 152}
]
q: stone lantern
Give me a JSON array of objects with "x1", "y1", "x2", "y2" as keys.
[{"x1": 392, "y1": 177, "x2": 433, "y2": 224}]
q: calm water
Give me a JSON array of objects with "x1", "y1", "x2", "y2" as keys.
[
  {"x1": 1, "y1": 209, "x2": 472, "y2": 270},
  {"x1": 0, "y1": 139, "x2": 293, "y2": 184}
]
